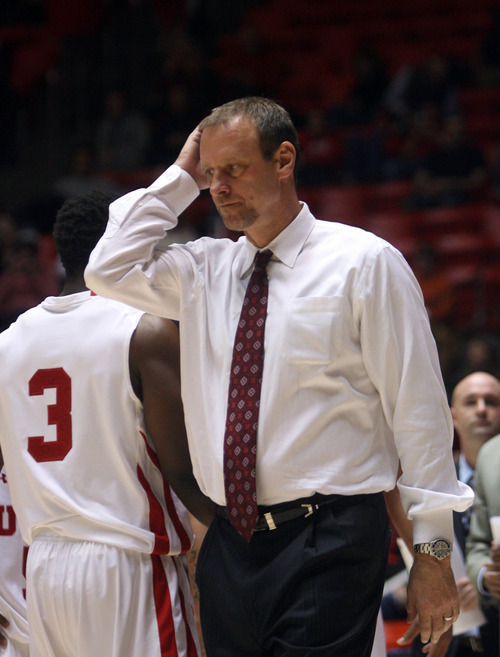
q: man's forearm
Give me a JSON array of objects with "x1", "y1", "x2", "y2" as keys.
[{"x1": 85, "y1": 166, "x2": 199, "y2": 314}]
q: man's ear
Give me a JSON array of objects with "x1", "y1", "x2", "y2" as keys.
[
  {"x1": 450, "y1": 406, "x2": 459, "y2": 432},
  {"x1": 275, "y1": 141, "x2": 296, "y2": 180}
]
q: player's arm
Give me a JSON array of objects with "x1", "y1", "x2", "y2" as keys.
[
  {"x1": 130, "y1": 314, "x2": 216, "y2": 526},
  {"x1": 187, "y1": 513, "x2": 208, "y2": 657}
]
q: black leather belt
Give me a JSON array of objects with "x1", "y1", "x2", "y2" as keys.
[
  {"x1": 216, "y1": 493, "x2": 343, "y2": 531},
  {"x1": 254, "y1": 501, "x2": 324, "y2": 531}
]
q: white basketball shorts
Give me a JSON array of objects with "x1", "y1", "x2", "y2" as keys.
[{"x1": 27, "y1": 536, "x2": 200, "y2": 657}]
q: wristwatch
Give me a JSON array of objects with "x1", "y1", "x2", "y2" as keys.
[{"x1": 413, "y1": 538, "x2": 452, "y2": 560}]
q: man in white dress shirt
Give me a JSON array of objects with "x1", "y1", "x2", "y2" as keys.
[{"x1": 86, "y1": 96, "x2": 473, "y2": 657}]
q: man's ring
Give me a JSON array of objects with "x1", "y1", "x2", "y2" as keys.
[{"x1": 444, "y1": 615, "x2": 453, "y2": 622}]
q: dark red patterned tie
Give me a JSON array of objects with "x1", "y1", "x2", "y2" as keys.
[{"x1": 224, "y1": 249, "x2": 272, "y2": 541}]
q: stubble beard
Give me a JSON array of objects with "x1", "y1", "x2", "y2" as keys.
[{"x1": 219, "y1": 204, "x2": 258, "y2": 232}]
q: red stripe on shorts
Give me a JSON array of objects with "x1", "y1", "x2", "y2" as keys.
[
  {"x1": 137, "y1": 463, "x2": 171, "y2": 554},
  {"x1": 174, "y1": 557, "x2": 199, "y2": 657},
  {"x1": 139, "y1": 431, "x2": 192, "y2": 553},
  {"x1": 151, "y1": 554, "x2": 179, "y2": 657}
]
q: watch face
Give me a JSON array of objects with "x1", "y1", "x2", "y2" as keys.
[{"x1": 432, "y1": 539, "x2": 451, "y2": 559}]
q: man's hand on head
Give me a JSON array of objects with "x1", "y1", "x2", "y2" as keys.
[{"x1": 175, "y1": 127, "x2": 210, "y2": 191}]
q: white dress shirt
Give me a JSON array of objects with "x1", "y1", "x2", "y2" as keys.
[{"x1": 86, "y1": 164, "x2": 473, "y2": 543}]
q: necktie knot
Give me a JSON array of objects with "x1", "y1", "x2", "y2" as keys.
[{"x1": 254, "y1": 249, "x2": 272, "y2": 272}]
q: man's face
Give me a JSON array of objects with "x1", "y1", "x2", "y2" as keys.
[
  {"x1": 451, "y1": 372, "x2": 500, "y2": 466},
  {"x1": 200, "y1": 117, "x2": 282, "y2": 241}
]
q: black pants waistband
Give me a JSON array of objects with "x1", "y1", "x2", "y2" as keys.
[{"x1": 217, "y1": 492, "x2": 382, "y2": 532}]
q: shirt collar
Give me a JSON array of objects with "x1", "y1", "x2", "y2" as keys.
[
  {"x1": 239, "y1": 202, "x2": 316, "y2": 277},
  {"x1": 458, "y1": 452, "x2": 474, "y2": 485}
]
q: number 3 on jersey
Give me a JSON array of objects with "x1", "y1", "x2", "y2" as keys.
[{"x1": 28, "y1": 368, "x2": 72, "y2": 462}]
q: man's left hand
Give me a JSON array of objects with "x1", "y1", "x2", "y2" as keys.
[
  {"x1": 407, "y1": 553, "x2": 459, "y2": 645},
  {"x1": 398, "y1": 620, "x2": 452, "y2": 656}
]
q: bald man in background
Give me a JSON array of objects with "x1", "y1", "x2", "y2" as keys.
[
  {"x1": 464, "y1": 373, "x2": 500, "y2": 657},
  {"x1": 437, "y1": 372, "x2": 500, "y2": 656}
]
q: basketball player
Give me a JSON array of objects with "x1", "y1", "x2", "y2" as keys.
[
  {"x1": 0, "y1": 190, "x2": 215, "y2": 657},
  {"x1": 0, "y1": 467, "x2": 29, "y2": 657}
]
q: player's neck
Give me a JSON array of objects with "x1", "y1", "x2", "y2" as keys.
[{"x1": 60, "y1": 274, "x2": 87, "y2": 296}]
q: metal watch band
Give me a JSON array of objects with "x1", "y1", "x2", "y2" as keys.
[{"x1": 413, "y1": 539, "x2": 452, "y2": 560}]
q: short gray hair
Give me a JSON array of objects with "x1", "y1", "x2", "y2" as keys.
[{"x1": 200, "y1": 96, "x2": 300, "y2": 181}]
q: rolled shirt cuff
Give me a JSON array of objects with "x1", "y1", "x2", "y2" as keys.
[
  {"x1": 148, "y1": 164, "x2": 200, "y2": 217},
  {"x1": 412, "y1": 508, "x2": 454, "y2": 546}
]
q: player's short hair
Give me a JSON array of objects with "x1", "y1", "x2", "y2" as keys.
[
  {"x1": 199, "y1": 96, "x2": 300, "y2": 180},
  {"x1": 53, "y1": 190, "x2": 118, "y2": 277}
]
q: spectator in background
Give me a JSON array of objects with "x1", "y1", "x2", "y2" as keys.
[
  {"x1": 297, "y1": 109, "x2": 341, "y2": 186},
  {"x1": 147, "y1": 83, "x2": 201, "y2": 167},
  {"x1": 154, "y1": 25, "x2": 222, "y2": 119},
  {"x1": 52, "y1": 142, "x2": 124, "y2": 201},
  {"x1": 404, "y1": 115, "x2": 487, "y2": 210},
  {"x1": 0, "y1": 213, "x2": 15, "y2": 276},
  {"x1": 447, "y1": 334, "x2": 500, "y2": 398},
  {"x1": 0, "y1": 228, "x2": 60, "y2": 331},
  {"x1": 490, "y1": 140, "x2": 500, "y2": 202},
  {"x1": 325, "y1": 45, "x2": 389, "y2": 183},
  {"x1": 326, "y1": 44, "x2": 390, "y2": 129},
  {"x1": 474, "y1": 7, "x2": 500, "y2": 87},
  {"x1": 205, "y1": 23, "x2": 267, "y2": 102},
  {"x1": 411, "y1": 242, "x2": 457, "y2": 324},
  {"x1": 384, "y1": 54, "x2": 460, "y2": 129},
  {"x1": 95, "y1": 89, "x2": 150, "y2": 171},
  {"x1": 0, "y1": 40, "x2": 18, "y2": 168},
  {"x1": 466, "y1": 410, "x2": 500, "y2": 651},
  {"x1": 187, "y1": 0, "x2": 264, "y2": 57},
  {"x1": 381, "y1": 103, "x2": 442, "y2": 182},
  {"x1": 408, "y1": 242, "x2": 460, "y2": 390}
]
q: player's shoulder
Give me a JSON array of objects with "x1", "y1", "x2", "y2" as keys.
[
  {"x1": 0, "y1": 303, "x2": 44, "y2": 345},
  {"x1": 90, "y1": 293, "x2": 144, "y2": 321},
  {"x1": 132, "y1": 313, "x2": 179, "y2": 354}
]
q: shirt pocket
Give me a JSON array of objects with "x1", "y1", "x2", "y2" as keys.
[{"x1": 285, "y1": 296, "x2": 341, "y2": 364}]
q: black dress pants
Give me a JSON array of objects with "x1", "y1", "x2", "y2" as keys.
[{"x1": 195, "y1": 492, "x2": 390, "y2": 657}]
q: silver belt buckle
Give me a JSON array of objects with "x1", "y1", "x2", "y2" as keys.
[
  {"x1": 301, "y1": 503, "x2": 318, "y2": 518},
  {"x1": 264, "y1": 512, "x2": 277, "y2": 530}
]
